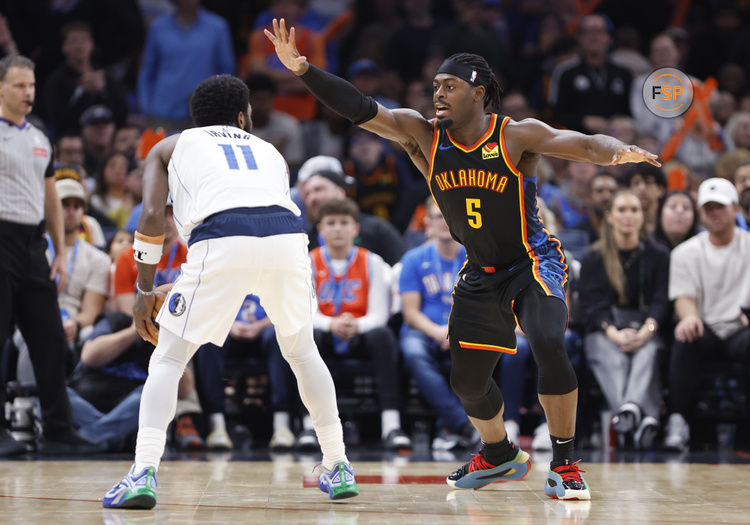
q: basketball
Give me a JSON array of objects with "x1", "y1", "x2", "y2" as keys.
[{"x1": 151, "y1": 283, "x2": 173, "y2": 324}]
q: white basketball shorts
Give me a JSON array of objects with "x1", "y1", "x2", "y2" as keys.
[{"x1": 156, "y1": 233, "x2": 316, "y2": 345}]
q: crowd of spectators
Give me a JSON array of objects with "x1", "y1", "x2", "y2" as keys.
[{"x1": 2, "y1": 0, "x2": 750, "y2": 455}]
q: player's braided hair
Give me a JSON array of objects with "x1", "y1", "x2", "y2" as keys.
[
  {"x1": 190, "y1": 75, "x2": 250, "y2": 127},
  {"x1": 446, "y1": 53, "x2": 502, "y2": 111}
]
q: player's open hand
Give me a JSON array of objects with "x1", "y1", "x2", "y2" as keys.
[
  {"x1": 263, "y1": 18, "x2": 308, "y2": 75},
  {"x1": 612, "y1": 145, "x2": 661, "y2": 167}
]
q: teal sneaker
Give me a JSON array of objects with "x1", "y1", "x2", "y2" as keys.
[
  {"x1": 446, "y1": 447, "x2": 532, "y2": 489},
  {"x1": 318, "y1": 461, "x2": 359, "y2": 500},
  {"x1": 544, "y1": 460, "x2": 591, "y2": 500},
  {"x1": 102, "y1": 465, "x2": 157, "y2": 509}
]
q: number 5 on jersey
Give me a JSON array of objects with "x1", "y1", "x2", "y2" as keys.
[
  {"x1": 466, "y1": 198, "x2": 482, "y2": 229},
  {"x1": 219, "y1": 144, "x2": 257, "y2": 170}
]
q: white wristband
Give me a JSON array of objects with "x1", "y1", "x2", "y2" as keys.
[{"x1": 133, "y1": 238, "x2": 163, "y2": 264}]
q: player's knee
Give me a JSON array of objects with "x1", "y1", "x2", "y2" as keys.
[
  {"x1": 531, "y1": 333, "x2": 577, "y2": 394},
  {"x1": 529, "y1": 331, "x2": 567, "y2": 369},
  {"x1": 148, "y1": 330, "x2": 194, "y2": 374},
  {"x1": 147, "y1": 349, "x2": 185, "y2": 375},
  {"x1": 450, "y1": 369, "x2": 487, "y2": 402},
  {"x1": 450, "y1": 372, "x2": 503, "y2": 419},
  {"x1": 276, "y1": 325, "x2": 316, "y2": 365}
]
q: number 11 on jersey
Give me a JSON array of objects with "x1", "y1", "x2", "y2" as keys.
[
  {"x1": 219, "y1": 144, "x2": 257, "y2": 170},
  {"x1": 466, "y1": 198, "x2": 482, "y2": 229}
]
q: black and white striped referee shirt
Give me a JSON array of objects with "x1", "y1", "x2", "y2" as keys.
[{"x1": 0, "y1": 117, "x2": 53, "y2": 225}]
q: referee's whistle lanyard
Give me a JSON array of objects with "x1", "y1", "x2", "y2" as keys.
[
  {"x1": 153, "y1": 242, "x2": 178, "y2": 287},
  {"x1": 322, "y1": 246, "x2": 357, "y2": 316},
  {"x1": 46, "y1": 236, "x2": 79, "y2": 288}
]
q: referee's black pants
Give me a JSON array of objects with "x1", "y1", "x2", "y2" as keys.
[{"x1": 0, "y1": 219, "x2": 72, "y2": 434}]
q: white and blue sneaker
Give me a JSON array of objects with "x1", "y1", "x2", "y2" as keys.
[
  {"x1": 318, "y1": 461, "x2": 359, "y2": 500},
  {"x1": 544, "y1": 460, "x2": 591, "y2": 500},
  {"x1": 102, "y1": 465, "x2": 157, "y2": 509}
]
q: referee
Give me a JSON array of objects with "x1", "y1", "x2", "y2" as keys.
[{"x1": 0, "y1": 55, "x2": 100, "y2": 455}]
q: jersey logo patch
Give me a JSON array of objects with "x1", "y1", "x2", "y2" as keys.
[
  {"x1": 169, "y1": 293, "x2": 187, "y2": 316},
  {"x1": 33, "y1": 147, "x2": 49, "y2": 158},
  {"x1": 481, "y1": 142, "x2": 499, "y2": 160}
]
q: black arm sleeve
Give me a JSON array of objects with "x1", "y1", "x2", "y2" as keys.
[
  {"x1": 299, "y1": 64, "x2": 379, "y2": 125},
  {"x1": 44, "y1": 156, "x2": 54, "y2": 178}
]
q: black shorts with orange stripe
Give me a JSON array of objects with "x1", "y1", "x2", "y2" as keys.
[{"x1": 448, "y1": 248, "x2": 567, "y2": 353}]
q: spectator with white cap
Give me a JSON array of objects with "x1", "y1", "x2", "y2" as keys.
[
  {"x1": 52, "y1": 163, "x2": 107, "y2": 249},
  {"x1": 291, "y1": 155, "x2": 348, "y2": 229},
  {"x1": 298, "y1": 157, "x2": 405, "y2": 265},
  {"x1": 665, "y1": 178, "x2": 750, "y2": 450},
  {"x1": 51, "y1": 177, "x2": 111, "y2": 342}
]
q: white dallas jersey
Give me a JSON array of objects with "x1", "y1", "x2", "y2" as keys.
[{"x1": 167, "y1": 125, "x2": 301, "y2": 243}]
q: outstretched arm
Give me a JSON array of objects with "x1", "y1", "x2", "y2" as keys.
[
  {"x1": 508, "y1": 118, "x2": 661, "y2": 167},
  {"x1": 264, "y1": 19, "x2": 432, "y2": 151}
]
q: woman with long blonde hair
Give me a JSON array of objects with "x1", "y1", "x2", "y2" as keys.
[{"x1": 579, "y1": 190, "x2": 670, "y2": 449}]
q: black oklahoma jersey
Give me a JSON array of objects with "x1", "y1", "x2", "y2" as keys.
[{"x1": 428, "y1": 113, "x2": 567, "y2": 304}]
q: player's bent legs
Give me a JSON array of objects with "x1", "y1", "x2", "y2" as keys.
[
  {"x1": 448, "y1": 337, "x2": 508, "y2": 441},
  {"x1": 515, "y1": 288, "x2": 589, "y2": 499},
  {"x1": 515, "y1": 289, "x2": 578, "y2": 438},
  {"x1": 275, "y1": 323, "x2": 347, "y2": 470},
  {"x1": 135, "y1": 327, "x2": 200, "y2": 472},
  {"x1": 446, "y1": 341, "x2": 532, "y2": 489}
]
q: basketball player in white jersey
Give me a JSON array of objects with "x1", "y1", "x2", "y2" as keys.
[{"x1": 103, "y1": 75, "x2": 358, "y2": 509}]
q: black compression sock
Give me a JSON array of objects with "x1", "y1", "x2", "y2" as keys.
[
  {"x1": 480, "y1": 436, "x2": 516, "y2": 465},
  {"x1": 550, "y1": 434, "x2": 575, "y2": 469}
]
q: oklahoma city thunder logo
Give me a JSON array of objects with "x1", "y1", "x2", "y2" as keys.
[{"x1": 169, "y1": 293, "x2": 187, "y2": 316}]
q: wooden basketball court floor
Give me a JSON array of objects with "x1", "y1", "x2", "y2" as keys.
[{"x1": 2, "y1": 451, "x2": 749, "y2": 524}]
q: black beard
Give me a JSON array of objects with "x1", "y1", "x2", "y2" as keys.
[{"x1": 435, "y1": 118, "x2": 453, "y2": 130}]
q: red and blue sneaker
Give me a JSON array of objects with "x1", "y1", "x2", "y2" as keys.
[
  {"x1": 544, "y1": 460, "x2": 591, "y2": 500},
  {"x1": 102, "y1": 465, "x2": 157, "y2": 509},
  {"x1": 318, "y1": 461, "x2": 359, "y2": 500},
  {"x1": 446, "y1": 447, "x2": 532, "y2": 489}
]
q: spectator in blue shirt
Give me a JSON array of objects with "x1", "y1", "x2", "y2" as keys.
[
  {"x1": 137, "y1": 0, "x2": 234, "y2": 128},
  {"x1": 399, "y1": 199, "x2": 474, "y2": 450}
]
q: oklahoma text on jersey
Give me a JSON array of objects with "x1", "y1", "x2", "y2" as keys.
[{"x1": 432, "y1": 168, "x2": 509, "y2": 194}]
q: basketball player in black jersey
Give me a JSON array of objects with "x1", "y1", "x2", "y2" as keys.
[{"x1": 267, "y1": 19, "x2": 660, "y2": 500}]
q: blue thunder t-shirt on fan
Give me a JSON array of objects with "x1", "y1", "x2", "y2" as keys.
[
  {"x1": 399, "y1": 242, "x2": 466, "y2": 335},
  {"x1": 235, "y1": 295, "x2": 267, "y2": 323}
]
